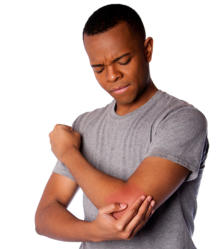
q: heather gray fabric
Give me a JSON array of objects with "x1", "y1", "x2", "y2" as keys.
[{"x1": 53, "y1": 89, "x2": 209, "y2": 249}]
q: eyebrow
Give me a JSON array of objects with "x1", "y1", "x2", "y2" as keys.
[{"x1": 91, "y1": 52, "x2": 131, "y2": 68}]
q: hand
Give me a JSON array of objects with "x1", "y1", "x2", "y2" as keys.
[
  {"x1": 49, "y1": 124, "x2": 81, "y2": 162},
  {"x1": 91, "y1": 195, "x2": 155, "y2": 242}
]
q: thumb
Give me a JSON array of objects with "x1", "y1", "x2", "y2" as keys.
[{"x1": 100, "y1": 203, "x2": 127, "y2": 215}]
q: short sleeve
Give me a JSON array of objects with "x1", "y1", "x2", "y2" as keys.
[
  {"x1": 52, "y1": 114, "x2": 84, "y2": 181},
  {"x1": 144, "y1": 107, "x2": 209, "y2": 182},
  {"x1": 53, "y1": 159, "x2": 75, "y2": 181}
]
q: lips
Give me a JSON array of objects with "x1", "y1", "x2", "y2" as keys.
[{"x1": 110, "y1": 84, "x2": 130, "y2": 93}]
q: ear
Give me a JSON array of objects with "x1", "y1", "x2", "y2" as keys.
[{"x1": 144, "y1": 37, "x2": 153, "y2": 62}]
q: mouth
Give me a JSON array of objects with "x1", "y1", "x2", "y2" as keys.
[{"x1": 110, "y1": 84, "x2": 130, "y2": 94}]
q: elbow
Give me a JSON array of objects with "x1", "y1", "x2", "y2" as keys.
[
  {"x1": 106, "y1": 182, "x2": 147, "y2": 219},
  {"x1": 106, "y1": 182, "x2": 145, "y2": 203},
  {"x1": 35, "y1": 210, "x2": 44, "y2": 236},
  {"x1": 35, "y1": 217, "x2": 42, "y2": 235},
  {"x1": 35, "y1": 216, "x2": 41, "y2": 235},
  {"x1": 35, "y1": 224, "x2": 42, "y2": 236}
]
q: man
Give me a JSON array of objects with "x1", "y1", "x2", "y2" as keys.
[{"x1": 35, "y1": 4, "x2": 209, "y2": 249}]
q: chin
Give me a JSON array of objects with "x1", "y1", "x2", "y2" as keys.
[{"x1": 121, "y1": 92, "x2": 140, "y2": 105}]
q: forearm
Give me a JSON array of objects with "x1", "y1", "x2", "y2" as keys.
[
  {"x1": 35, "y1": 200, "x2": 95, "y2": 242},
  {"x1": 62, "y1": 149, "x2": 145, "y2": 210}
]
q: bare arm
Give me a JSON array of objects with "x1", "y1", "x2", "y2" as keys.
[
  {"x1": 62, "y1": 147, "x2": 190, "y2": 218},
  {"x1": 35, "y1": 173, "x2": 95, "y2": 242},
  {"x1": 49, "y1": 124, "x2": 190, "y2": 220},
  {"x1": 35, "y1": 172, "x2": 155, "y2": 242}
]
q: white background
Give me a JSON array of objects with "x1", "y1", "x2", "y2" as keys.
[{"x1": 0, "y1": 0, "x2": 220, "y2": 248}]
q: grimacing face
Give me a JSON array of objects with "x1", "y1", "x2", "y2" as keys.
[{"x1": 83, "y1": 22, "x2": 153, "y2": 110}]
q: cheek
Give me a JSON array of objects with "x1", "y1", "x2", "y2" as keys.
[
  {"x1": 94, "y1": 74, "x2": 106, "y2": 89},
  {"x1": 125, "y1": 59, "x2": 145, "y2": 83},
  {"x1": 98, "y1": 81, "x2": 108, "y2": 91}
]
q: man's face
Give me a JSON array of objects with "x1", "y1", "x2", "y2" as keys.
[{"x1": 84, "y1": 22, "x2": 151, "y2": 107}]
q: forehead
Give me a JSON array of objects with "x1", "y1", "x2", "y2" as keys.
[{"x1": 84, "y1": 22, "x2": 141, "y2": 63}]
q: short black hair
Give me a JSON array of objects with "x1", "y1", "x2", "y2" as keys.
[{"x1": 83, "y1": 4, "x2": 146, "y2": 42}]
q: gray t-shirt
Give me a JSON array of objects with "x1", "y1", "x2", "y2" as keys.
[{"x1": 53, "y1": 90, "x2": 209, "y2": 249}]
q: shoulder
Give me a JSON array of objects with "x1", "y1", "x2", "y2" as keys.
[
  {"x1": 146, "y1": 91, "x2": 209, "y2": 180},
  {"x1": 156, "y1": 90, "x2": 208, "y2": 132}
]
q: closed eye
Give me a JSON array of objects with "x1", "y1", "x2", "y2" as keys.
[
  {"x1": 92, "y1": 55, "x2": 132, "y2": 73},
  {"x1": 93, "y1": 67, "x2": 104, "y2": 74},
  {"x1": 118, "y1": 57, "x2": 131, "y2": 65}
]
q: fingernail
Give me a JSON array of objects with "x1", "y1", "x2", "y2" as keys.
[
  {"x1": 151, "y1": 200, "x2": 155, "y2": 207},
  {"x1": 120, "y1": 203, "x2": 127, "y2": 208},
  {"x1": 147, "y1": 196, "x2": 152, "y2": 201},
  {"x1": 141, "y1": 195, "x2": 146, "y2": 200}
]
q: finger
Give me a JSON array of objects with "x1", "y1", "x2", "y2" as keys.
[
  {"x1": 116, "y1": 195, "x2": 146, "y2": 230},
  {"x1": 129, "y1": 221, "x2": 143, "y2": 239},
  {"x1": 125, "y1": 196, "x2": 153, "y2": 233},
  {"x1": 130, "y1": 208, "x2": 153, "y2": 239},
  {"x1": 63, "y1": 125, "x2": 72, "y2": 131},
  {"x1": 144, "y1": 200, "x2": 155, "y2": 221},
  {"x1": 139, "y1": 196, "x2": 153, "y2": 220},
  {"x1": 55, "y1": 124, "x2": 72, "y2": 130},
  {"x1": 127, "y1": 198, "x2": 155, "y2": 239},
  {"x1": 99, "y1": 202, "x2": 128, "y2": 215},
  {"x1": 73, "y1": 130, "x2": 81, "y2": 136}
]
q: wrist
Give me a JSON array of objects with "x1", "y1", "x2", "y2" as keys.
[
  {"x1": 61, "y1": 147, "x2": 79, "y2": 165},
  {"x1": 88, "y1": 220, "x2": 102, "y2": 242},
  {"x1": 70, "y1": 219, "x2": 101, "y2": 242}
]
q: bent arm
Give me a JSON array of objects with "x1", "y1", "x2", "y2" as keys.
[
  {"x1": 62, "y1": 148, "x2": 190, "y2": 217},
  {"x1": 35, "y1": 173, "x2": 95, "y2": 242},
  {"x1": 35, "y1": 172, "x2": 154, "y2": 242}
]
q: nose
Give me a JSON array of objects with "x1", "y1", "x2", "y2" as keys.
[{"x1": 106, "y1": 65, "x2": 122, "y2": 82}]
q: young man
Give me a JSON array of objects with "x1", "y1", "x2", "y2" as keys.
[{"x1": 35, "y1": 4, "x2": 209, "y2": 249}]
